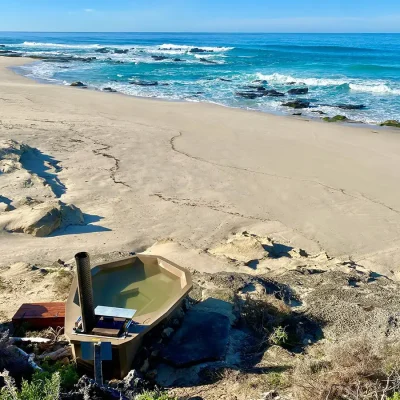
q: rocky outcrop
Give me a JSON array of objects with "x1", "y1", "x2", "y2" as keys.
[
  {"x1": 129, "y1": 80, "x2": 158, "y2": 86},
  {"x1": 323, "y1": 115, "x2": 349, "y2": 123},
  {"x1": 380, "y1": 119, "x2": 400, "y2": 128},
  {"x1": 336, "y1": 104, "x2": 366, "y2": 110},
  {"x1": 236, "y1": 91, "x2": 264, "y2": 99},
  {"x1": 173, "y1": 58, "x2": 185, "y2": 62},
  {"x1": 114, "y1": 49, "x2": 129, "y2": 54},
  {"x1": 199, "y1": 58, "x2": 217, "y2": 64},
  {"x1": 95, "y1": 47, "x2": 111, "y2": 53},
  {"x1": 264, "y1": 89, "x2": 285, "y2": 97},
  {"x1": 282, "y1": 100, "x2": 310, "y2": 109},
  {"x1": 151, "y1": 55, "x2": 168, "y2": 61},
  {"x1": 70, "y1": 81, "x2": 87, "y2": 88},
  {"x1": 0, "y1": 201, "x2": 84, "y2": 237},
  {"x1": 219, "y1": 77, "x2": 232, "y2": 82},
  {"x1": 190, "y1": 48, "x2": 212, "y2": 53},
  {"x1": 102, "y1": 87, "x2": 117, "y2": 92},
  {"x1": 287, "y1": 88, "x2": 309, "y2": 95}
]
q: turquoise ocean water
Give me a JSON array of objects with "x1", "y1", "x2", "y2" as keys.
[{"x1": 1, "y1": 32, "x2": 399, "y2": 124}]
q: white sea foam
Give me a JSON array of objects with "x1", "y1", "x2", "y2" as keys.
[
  {"x1": 256, "y1": 73, "x2": 348, "y2": 87},
  {"x1": 20, "y1": 41, "x2": 104, "y2": 49},
  {"x1": 158, "y1": 43, "x2": 234, "y2": 52},
  {"x1": 349, "y1": 83, "x2": 400, "y2": 95}
]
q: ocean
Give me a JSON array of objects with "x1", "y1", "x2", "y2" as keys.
[{"x1": 1, "y1": 32, "x2": 399, "y2": 124}]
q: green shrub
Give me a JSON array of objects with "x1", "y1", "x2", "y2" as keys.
[
  {"x1": 0, "y1": 370, "x2": 60, "y2": 400},
  {"x1": 33, "y1": 360, "x2": 78, "y2": 390},
  {"x1": 269, "y1": 326, "x2": 288, "y2": 346},
  {"x1": 387, "y1": 394, "x2": 400, "y2": 400},
  {"x1": 135, "y1": 390, "x2": 177, "y2": 400}
]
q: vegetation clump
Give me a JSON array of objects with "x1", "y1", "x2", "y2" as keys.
[
  {"x1": 322, "y1": 115, "x2": 349, "y2": 122},
  {"x1": 380, "y1": 120, "x2": 400, "y2": 128}
]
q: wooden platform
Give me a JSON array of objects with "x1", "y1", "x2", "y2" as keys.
[{"x1": 12, "y1": 302, "x2": 65, "y2": 330}]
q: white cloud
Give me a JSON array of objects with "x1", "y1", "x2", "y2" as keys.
[{"x1": 84, "y1": 9, "x2": 94, "y2": 13}]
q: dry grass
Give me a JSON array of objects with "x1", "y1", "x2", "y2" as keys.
[
  {"x1": 53, "y1": 269, "x2": 73, "y2": 299},
  {"x1": 238, "y1": 293, "x2": 291, "y2": 338},
  {"x1": 292, "y1": 336, "x2": 400, "y2": 400}
]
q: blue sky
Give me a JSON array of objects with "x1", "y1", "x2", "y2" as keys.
[{"x1": 0, "y1": 0, "x2": 399, "y2": 33}]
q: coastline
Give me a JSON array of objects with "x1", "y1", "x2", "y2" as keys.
[
  {"x1": 9, "y1": 57, "x2": 393, "y2": 131},
  {"x1": 1, "y1": 56, "x2": 400, "y2": 280}
]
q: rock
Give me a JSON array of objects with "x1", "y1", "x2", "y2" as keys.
[
  {"x1": 209, "y1": 234, "x2": 266, "y2": 262},
  {"x1": 282, "y1": 100, "x2": 310, "y2": 109},
  {"x1": 264, "y1": 89, "x2": 285, "y2": 97},
  {"x1": 0, "y1": 45, "x2": 5, "y2": 47},
  {"x1": 0, "y1": 201, "x2": 84, "y2": 236},
  {"x1": 95, "y1": 47, "x2": 111, "y2": 53},
  {"x1": 380, "y1": 120, "x2": 400, "y2": 128},
  {"x1": 219, "y1": 77, "x2": 232, "y2": 82},
  {"x1": 123, "y1": 369, "x2": 146, "y2": 391},
  {"x1": 102, "y1": 87, "x2": 117, "y2": 93},
  {"x1": 199, "y1": 58, "x2": 217, "y2": 64},
  {"x1": 287, "y1": 81, "x2": 296, "y2": 85},
  {"x1": 288, "y1": 88, "x2": 309, "y2": 95},
  {"x1": 322, "y1": 115, "x2": 349, "y2": 123},
  {"x1": 162, "y1": 327, "x2": 174, "y2": 338},
  {"x1": 70, "y1": 81, "x2": 87, "y2": 87},
  {"x1": 161, "y1": 310, "x2": 231, "y2": 367},
  {"x1": 253, "y1": 79, "x2": 267, "y2": 84},
  {"x1": 140, "y1": 358, "x2": 150, "y2": 373},
  {"x1": 145, "y1": 370, "x2": 157, "y2": 380},
  {"x1": 0, "y1": 202, "x2": 12, "y2": 212},
  {"x1": 114, "y1": 49, "x2": 128, "y2": 54},
  {"x1": 312, "y1": 110, "x2": 326, "y2": 115},
  {"x1": 0, "y1": 202, "x2": 61, "y2": 236},
  {"x1": 129, "y1": 80, "x2": 158, "y2": 86},
  {"x1": 60, "y1": 203, "x2": 85, "y2": 228},
  {"x1": 151, "y1": 55, "x2": 168, "y2": 61},
  {"x1": 173, "y1": 58, "x2": 185, "y2": 62},
  {"x1": 243, "y1": 85, "x2": 266, "y2": 91},
  {"x1": 190, "y1": 47, "x2": 211, "y2": 53},
  {"x1": 293, "y1": 112, "x2": 302, "y2": 116},
  {"x1": 236, "y1": 91, "x2": 264, "y2": 99},
  {"x1": 336, "y1": 104, "x2": 366, "y2": 110}
]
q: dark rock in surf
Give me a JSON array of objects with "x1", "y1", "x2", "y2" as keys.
[
  {"x1": 190, "y1": 48, "x2": 212, "y2": 53},
  {"x1": 311, "y1": 110, "x2": 326, "y2": 115},
  {"x1": 0, "y1": 45, "x2": 5, "y2": 47},
  {"x1": 336, "y1": 104, "x2": 366, "y2": 110},
  {"x1": 293, "y1": 113, "x2": 302, "y2": 116},
  {"x1": 114, "y1": 49, "x2": 129, "y2": 54},
  {"x1": 199, "y1": 58, "x2": 217, "y2": 64},
  {"x1": 288, "y1": 88, "x2": 309, "y2": 95},
  {"x1": 236, "y1": 91, "x2": 264, "y2": 99},
  {"x1": 70, "y1": 81, "x2": 87, "y2": 88},
  {"x1": 282, "y1": 100, "x2": 310, "y2": 109},
  {"x1": 243, "y1": 85, "x2": 266, "y2": 91},
  {"x1": 151, "y1": 55, "x2": 168, "y2": 61},
  {"x1": 219, "y1": 78, "x2": 232, "y2": 82},
  {"x1": 173, "y1": 58, "x2": 186, "y2": 62},
  {"x1": 264, "y1": 89, "x2": 285, "y2": 97},
  {"x1": 252, "y1": 79, "x2": 267, "y2": 84},
  {"x1": 102, "y1": 87, "x2": 117, "y2": 92},
  {"x1": 95, "y1": 47, "x2": 111, "y2": 54},
  {"x1": 129, "y1": 80, "x2": 158, "y2": 86},
  {"x1": 287, "y1": 81, "x2": 296, "y2": 85}
]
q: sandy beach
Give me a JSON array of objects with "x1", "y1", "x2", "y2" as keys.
[{"x1": 1, "y1": 56, "x2": 400, "y2": 279}]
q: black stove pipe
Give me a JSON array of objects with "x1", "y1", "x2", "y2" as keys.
[{"x1": 75, "y1": 252, "x2": 95, "y2": 334}]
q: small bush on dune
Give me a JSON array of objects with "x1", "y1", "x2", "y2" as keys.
[{"x1": 33, "y1": 360, "x2": 78, "y2": 391}]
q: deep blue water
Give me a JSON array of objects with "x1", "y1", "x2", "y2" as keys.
[{"x1": 1, "y1": 32, "x2": 399, "y2": 124}]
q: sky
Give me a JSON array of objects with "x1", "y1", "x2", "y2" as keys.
[{"x1": 0, "y1": 0, "x2": 399, "y2": 33}]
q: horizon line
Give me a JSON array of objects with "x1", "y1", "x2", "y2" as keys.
[{"x1": 0, "y1": 31, "x2": 399, "y2": 34}]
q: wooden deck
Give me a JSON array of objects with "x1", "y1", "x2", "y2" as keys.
[{"x1": 12, "y1": 302, "x2": 65, "y2": 330}]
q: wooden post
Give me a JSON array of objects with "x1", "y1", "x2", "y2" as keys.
[{"x1": 94, "y1": 342, "x2": 103, "y2": 386}]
